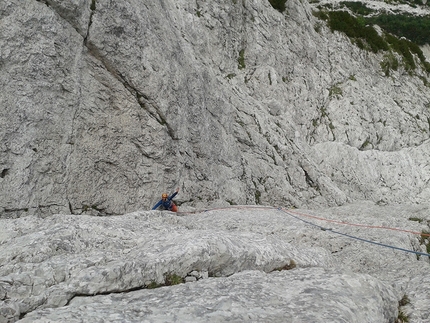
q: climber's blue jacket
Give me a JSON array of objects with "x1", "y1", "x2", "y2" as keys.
[{"x1": 152, "y1": 191, "x2": 178, "y2": 211}]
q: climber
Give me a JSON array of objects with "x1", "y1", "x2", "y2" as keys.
[{"x1": 152, "y1": 188, "x2": 179, "y2": 212}]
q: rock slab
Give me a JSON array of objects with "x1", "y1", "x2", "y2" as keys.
[{"x1": 1, "y1": 203, "x2": 429, "y2": 322}]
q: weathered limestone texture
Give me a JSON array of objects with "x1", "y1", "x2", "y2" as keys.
[
  {"x1": 1, "y1": 1, "x2": 430, "y2": 321},
  {"x1": 1, "y1": 0, "x2": 430, "y2": 217},
  {"x1": 0, "y1": 203, "x2": 429, "y2": 322}
]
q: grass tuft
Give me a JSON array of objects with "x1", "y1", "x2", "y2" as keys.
[{"x1": 165, "y1": 273, "x2": 184, "y2": 286}]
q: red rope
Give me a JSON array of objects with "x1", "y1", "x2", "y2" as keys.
[
  {"x1": 286, "y1": 209, "x2": 430, "y2": 238},
  {"x1": 177, "y1": 205, "x2": 430, "y2": 238}
]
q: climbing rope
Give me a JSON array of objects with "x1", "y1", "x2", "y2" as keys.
[
  {"x1": 177, "y1": 205, "x2": 430, "y2": 258},
  {"x1": 286, "y1": 209, "x2": 430, "y2": 237},
  {"x1": 278, "y1": 208, "x2": 430, "y2": 258}
]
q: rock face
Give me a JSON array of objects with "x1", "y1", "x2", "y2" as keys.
[
  {"x1": 1, "y1": 0, "x2": 430, "y2": 217},
  {"x1": 0, "y1": 203, "x2": 429, "y2": 322},
  {"x1": 1, "y1": 1, "x2": 430, "y2": 320}
]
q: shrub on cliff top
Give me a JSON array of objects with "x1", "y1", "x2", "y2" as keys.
[{"x1": 328, "y1": 11, "x2": 389, "y2": 53}]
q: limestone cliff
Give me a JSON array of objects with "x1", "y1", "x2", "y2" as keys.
[{"x1": 1, "y1": 0, "x2": 430, "y2": 217}]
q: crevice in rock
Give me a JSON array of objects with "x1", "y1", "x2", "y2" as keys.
[
  {"x1": 77, "y1": 0, "x2": 177, "y2": 140},
  {"x1": 35, "y1": 0, "x2": 49, "y2": 7},
  {"x1": 4, "y1": 207, "x2": 29, "y2": 213},
  {"x1": 0, "y1": 168, "x2": 9, "y2": 178},
  {"x1": 136, "y1": 92, "x2": 177, "y2": 140},
  {"x1": 65, "y1": 270, "x2": 213, "y2": 306},
  {"x1": 3, "y1": 204, "x2": 76, "y2": 217},
  {"x1": 131, "y1": 140, "x2": 152, "y2": 159},
  {"x1": 65, "y1": 284, "x2": 147, "y2": 306},
  {"x1": 38, "y1": 0, "x2": 177, "y2": 143},
  {"x1": 301, "y1": 166, "x2": 320, "y2": 192},
  {"x1": 68, "y1": 201, "x2": 74, "y2": 215},
  {"x1": 83, "y1": 42, "x2": 177, "y2": 140},
  {"x1": 84, "y1": 0, "x2": 96, "y2": 44}
]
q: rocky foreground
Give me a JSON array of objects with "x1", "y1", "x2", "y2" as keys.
[{"x1": 1, "y1": 201, "x2": 429, "y2": 322}]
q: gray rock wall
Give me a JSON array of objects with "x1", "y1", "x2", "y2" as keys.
[{"x1": 1, "y1": 0, "x2": 430, "y2": 217}]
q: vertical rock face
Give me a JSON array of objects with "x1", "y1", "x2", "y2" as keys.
[{"x1": 1, "y1": 0, "x2": 430, "y2": 217}]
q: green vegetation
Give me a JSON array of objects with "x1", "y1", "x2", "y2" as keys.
[
  {"x1": 381, "y1": 52, "x2": 399, "y2": 76},
  {"x1": 195, "y1": 2, "x2": 203, "y2": 17},
  {"x1": 165, "y1": 273, "x2": 184, "y2": 286},
  {"x1": 146, "y1": 274, "x2": 184, "y2": 289},
  {"x1": 317, "y1": 1, "x2": 430, "y2": 46},
  {"x1": 82, "y1": 204, "x2": 102, "y2": 212},
  {"x1": 384, "y1": 33, "x2": 430, "y2": 73},
  {"x1": 397, "y1": 310, "x2": 410, "y2": 323},
  {"x1": 146, "y1": 281, "x2": 161, "y2": 289},
  {"x1": 268, "y1": 0, "x2": 287, "y2": 13},
  {"x1": 255, "y1": 189, "x2": 261, "y2": 204},
  {"x1": 312, "y1": 8, "x2": 430, "y2": 76},
  {"x1": 386, "y1": 33, "x2": 416, "y2": 70},
  {"x1": 397, "y1": 294, "x2": 411, "y2": 322},
  {"x1": 408, "y1": 217, "x2": 424, "y2": 223},
  {"x1": 366, "y1": 14, "x2": 430, "y2": 46},
  {"x1": 328, "y1": 84, "x2": 343, "y2": 98},
  {"x1": 349, "y1": 74, "x2": 357, "y2": 81},
  {"x1": 360, "y1": 138, "x2": 371, "y2": 150},
  {"x1": 312, "y1": 9, "x2": 329, "y2": 21},
  {"x1": 339, "y1": 1, "x2": 375, "y2": 15},
  {"x1": 328, "y1": 11, "x2": 389, "y2": 53},
  {"x1": 399, "y1": 294, "x2": 411, "y2": 307}
]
